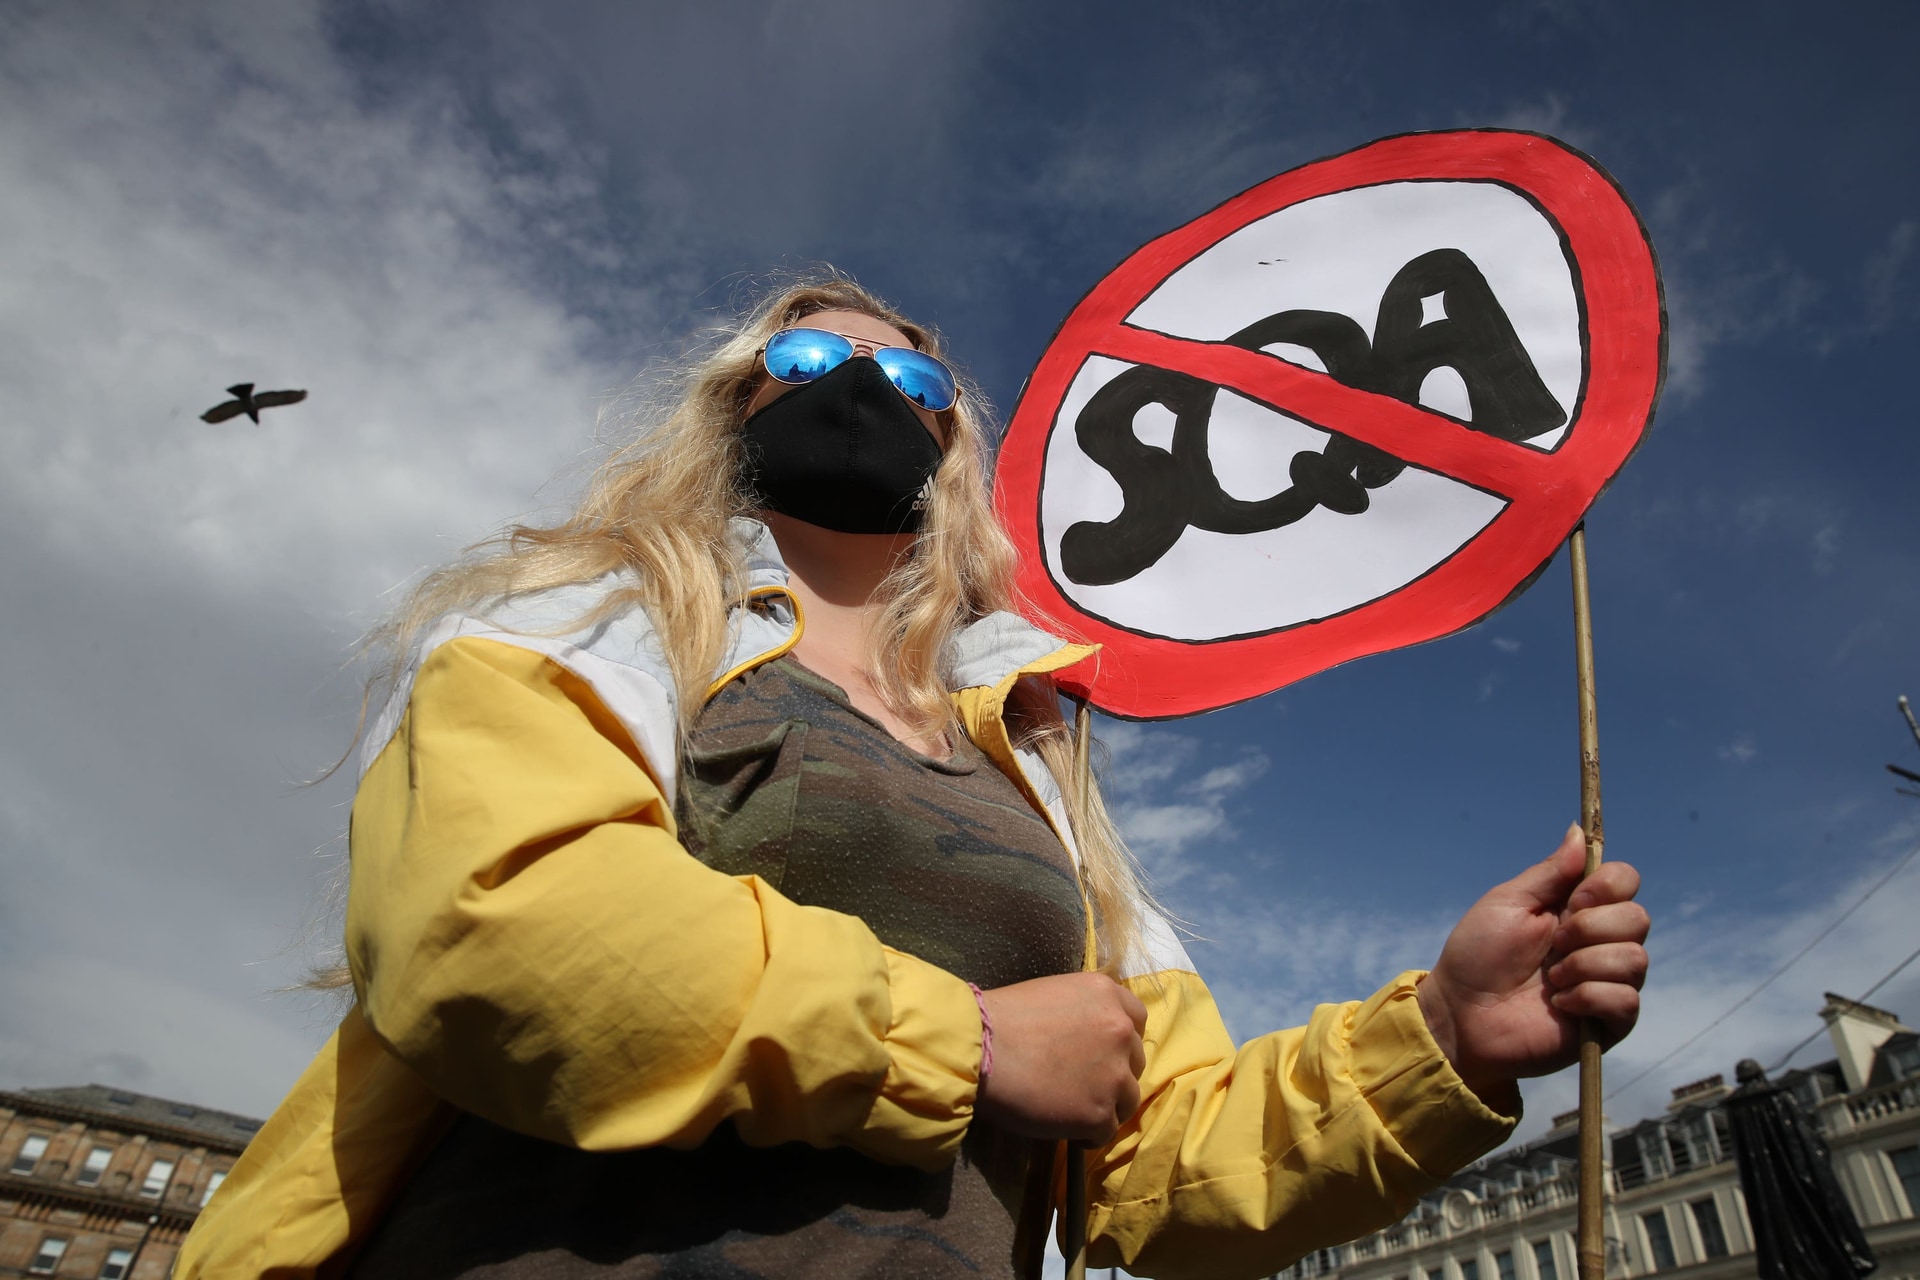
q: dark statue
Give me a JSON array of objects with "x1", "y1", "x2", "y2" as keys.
[{"x1": 1725, "y1": 1059, "x2": 1876, "y2": 1279}]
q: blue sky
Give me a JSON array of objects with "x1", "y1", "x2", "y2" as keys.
[{"x1": 2, "y1": 0, "x2": 1916, "y2": 1170}]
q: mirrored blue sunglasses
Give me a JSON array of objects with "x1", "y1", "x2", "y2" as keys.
[{"x1": 761, "y1": 327, "x2": 960, "y2": 413}]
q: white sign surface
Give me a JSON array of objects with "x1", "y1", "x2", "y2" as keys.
[{"x1": 1036, "y1": 180, "x2": 1584, "y2": 642}]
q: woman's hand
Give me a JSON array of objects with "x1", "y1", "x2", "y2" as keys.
[
  {"x1": 975, "y1": 972, "x2": 1148, "y2": 1144},
  {"x1": 1416, "y1": 823, "x2": 1650, "y2": 1109}
]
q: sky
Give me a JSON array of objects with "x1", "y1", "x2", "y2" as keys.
[{"x1": 2, "y1": 0, "x2": 1917, "y2": 1210}]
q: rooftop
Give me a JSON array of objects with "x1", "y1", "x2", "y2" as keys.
[
  {"x1": 1821, "y1": 992, "x2": 1911, "y2": 1031},
  {"x1": 8, "y1": 1083, "x2": 264, "y2": 1148}
]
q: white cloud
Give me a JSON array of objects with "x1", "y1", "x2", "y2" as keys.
[
  {"x1": 1628, "y1": 483, "x2": 1857, "y2": 601},
  {"x1": 1098, "y1": 722, "x2": 1202, "y2": 792},
  {"x1": 1735, "y1": 493, "x2": 1780, "y2": 537},
  {"x1": 1119, "y1": 803, "x2": 1232, "y2": 868},
  {"x1": 1812, "y1": 523, "x2": 1842, "y2": 574},
  {"x1": 0, "y1": 956, "x2": 329, "y2": 1120},
  {"x1": 1192, "y1": 753, "x2": 1271, "y2": 798},
  {"x1": 0, "y1": 2, "x2": 644, "y2": 1105},
  {"x1": 1190, "y1": 894, "x2": 1457, "y2": 1042},
  {"x1": 0, "y1": 5, "x2": 636, "y2": 615},
  {"x1": 1098, "y1": 723, "x2": 1270, "y2": 886},
  {"x1": 1642, "y1": 179, "x2": 1820, "y2": 402},
  {"x1": 1484, "y1": 93, "x2": 1604, "y2": 155},
  {"x1": 1860, "y1": 218, "x2": 1916, "y2": 334},
  {"x1": 1491, "y1": 635, "x2": 1523, "y2": 654},
  {"x1": 1010, "y1": 66, "x2": 1277, "y2": 230},
  {"x1": 1717, "y1": 734, "x2": 1759, "y2": 765}
]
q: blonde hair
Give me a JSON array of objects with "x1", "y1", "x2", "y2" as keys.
[{"x1": 360, "y1": 270, "x2": 1152, "y2": 972}]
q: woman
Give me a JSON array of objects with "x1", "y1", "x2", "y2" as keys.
[{"x1": 178, "y1": 274, "x2": 1649, "y2": 1279}]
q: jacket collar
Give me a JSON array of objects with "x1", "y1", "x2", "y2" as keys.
[{"x1": 721, "y1": 517, "x2": 1091, "y2": 695}]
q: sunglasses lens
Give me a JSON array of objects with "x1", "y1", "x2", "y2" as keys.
[
  {"x1": 764, "y1": 328, "x2": 853, "y2": 384},
  {"x1": 876, "y1": 349, "x2": 959, "y2": 412}
]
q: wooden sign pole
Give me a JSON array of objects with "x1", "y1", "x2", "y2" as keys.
[
  {"x1": 1064, "y1": 698, "x2": 1095, "y2": 1280},
  {"x1": 1569, "y1": 523, "x2": 1608, "y2": 1280}
]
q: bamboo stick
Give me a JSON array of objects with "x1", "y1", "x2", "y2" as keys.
[
  {"x1": 1065, "y1": 697, "x2": 1094, "y2": 1280},
  {"x1": 1569, "y1": 523, "x2": 1607, "y2": 1280}
]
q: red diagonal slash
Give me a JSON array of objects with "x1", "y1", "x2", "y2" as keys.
[{"x1": 1096, "y1": 326, "x2": 1555, "y2": 498}]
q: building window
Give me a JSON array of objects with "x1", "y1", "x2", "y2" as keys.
[
  {"x1": 1532, "y1": 1238, "x2": 1560, "y2": 1280},
  {"x1": 1461, "y1": 1260, "x2": 1481, "y2": 1280},
  {"x1": 100, "y1": 1247, "x2": 135, "y2": 1280},
  {"x1": 140, "y1": 1156, "x2": 175, "y2": 1197},
  {"x1": 29, "y1": 1236, "x2": 69, "y2": 1274},
  {"x1": 201, "y1": 1168, "x2": 227, "y2": 1205},
  {"x1": 1892, "y1": 1146, "x2": 1920, "y2": 1218},
  {"x1": 1495, "y1": 1249, "x2": 1518, "y2": 1280},
  {"x1": 1691, "y1": 1195, "x2": 1730, "y2": 1259},
  {"x1": 1678, "y1": 1110, "x2": 1725, "y2": 1168},
  {"x1": 1428, "y1": 1268, "x2": 1444, "y2": 1280},
  {"x1": 1642, "y1": 1209, "x2": 1678, "y2": 1269},
  {"x1": 1789, "y1": 1073, "x2": 1833, "y2": 1112},
  {"x1": 76, "y1": 1144, "x2": 113, "y2": 1186},
  {"x1": 11, "y1": 1133, "x2": 50, "y2": 1175},
  {"x1": 1636, "y1": 1128, "x2": 1674, "y2": 1180},
  {"x1": 1709, "y1": 1106, "x2": 1735, "y2": 1159}
]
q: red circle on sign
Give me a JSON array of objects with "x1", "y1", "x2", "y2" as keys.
[{"x1": 993, "y1": 129, "x2": 1665, "y2": 719}]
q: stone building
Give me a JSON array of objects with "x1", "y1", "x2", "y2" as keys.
[
  {"x1": 0, "y1": 1085, "x2": 261, "y2": 1278},
  {"x1": 1273, "y1": 994, "x2": 1920, "y2": 1279}
]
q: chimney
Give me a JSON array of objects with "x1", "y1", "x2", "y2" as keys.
[
  {"x1": 1667, "y1": 1074, "x2": 1729, "y2": 1110},
  {"x1": 1822, "y1": 993, "x2": 1911, "y2": 1092}
]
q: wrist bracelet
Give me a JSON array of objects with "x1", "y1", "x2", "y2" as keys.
[{"x1": 967, "y1": 982, "x2": 994, "y2": 1083}]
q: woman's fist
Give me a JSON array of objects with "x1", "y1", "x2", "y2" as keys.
[
  {"x1": 1417, "y1": 823, "x2": 1651, "y2": 1106},
  {"x1": 975, "y1": 971, "x2": 1148, "y2": 1144}
]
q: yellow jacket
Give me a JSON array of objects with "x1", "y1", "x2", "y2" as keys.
[{"x1": 178, "y1": 523, "x2": 1514, "y2": 1279}]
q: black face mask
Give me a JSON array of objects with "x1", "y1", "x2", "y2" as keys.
[{"x1": 738, "y1": 356, "x2": 944, "y2": 534}]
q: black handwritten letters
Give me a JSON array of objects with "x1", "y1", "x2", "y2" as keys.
[{"x1": 1059, "y1": 249, "x2": 1567, "y2": 587}]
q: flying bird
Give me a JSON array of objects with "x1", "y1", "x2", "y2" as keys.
[{"x1": 201, "y1": 382, "x2": 307, "y2": 424}]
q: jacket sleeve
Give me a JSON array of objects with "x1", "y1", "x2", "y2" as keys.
[
  {"x1": 346, "y1": 634, "x2": 984, "y2": 1170},
  {"x1": 1086, "y1": 965, "x2": 1518, "y2": 1279}
]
